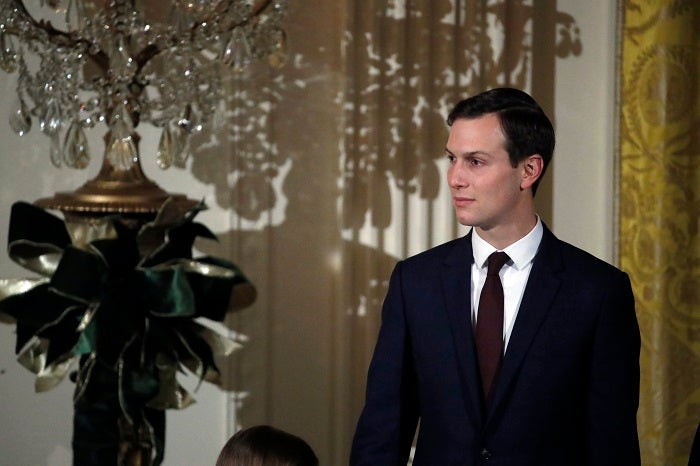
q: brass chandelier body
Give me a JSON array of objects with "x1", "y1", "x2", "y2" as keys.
[{"x1": 0, "y1": 0, "x2": 288, "y2": 216}]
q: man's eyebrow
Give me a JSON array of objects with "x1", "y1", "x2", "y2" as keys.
[{"x1": 445, "y1": 148, "x2": 488, "y2": 157}]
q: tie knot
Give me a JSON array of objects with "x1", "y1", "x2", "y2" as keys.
[{"x1": 487, "y1": 251, "x2": 509, "y2": 276}]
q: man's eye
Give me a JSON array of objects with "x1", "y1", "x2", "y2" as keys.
[
  {"x1": 446, "y1": 154, "x2": 456, "y2": 163},
  {"x1": 470, "y1": 159, "x2": 482, "y2": 166}
]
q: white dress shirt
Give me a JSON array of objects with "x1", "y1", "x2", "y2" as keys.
[{"x1": 471, "y1": 218, "x2": 543, "y2": 351}]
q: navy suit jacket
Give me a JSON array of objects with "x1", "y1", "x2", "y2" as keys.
[{"x1": 350, "y1": 226, "x2": 641, "y2": 466}]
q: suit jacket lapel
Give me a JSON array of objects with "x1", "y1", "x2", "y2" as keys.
[
  {"x1": 487, "y1": 225, "x2": 564, "y2": 421},
  {"x1": 441, "y1": 231, "x2": 484, "y2": 427}
]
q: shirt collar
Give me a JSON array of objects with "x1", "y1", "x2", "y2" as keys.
[{"x1": 472, "y1": 217, "x2": 543, "y2": 271}]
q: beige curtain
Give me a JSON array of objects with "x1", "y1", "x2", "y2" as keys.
[
  {"x1": 618, "y1": 2, "x2": 700, "y2": 465},
  {"x1": 201, "y1": 2, "x2": 582, "y2": 464}
]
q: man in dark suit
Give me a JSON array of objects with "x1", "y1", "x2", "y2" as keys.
[{"x1": 350, "y1": 88, "x2": 641, "y2": 465}]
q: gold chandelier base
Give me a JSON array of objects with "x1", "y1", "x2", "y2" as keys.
[
  {"x1": 36, "y1": 129, "x2": 199, "y2": 220},
  {"x1": 35, "y1": 176, "x2": 198, "y2": 220}
]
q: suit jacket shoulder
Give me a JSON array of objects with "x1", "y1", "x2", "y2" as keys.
[
  {"x1": 400, "y1": 234, "x2": 471, "y2": 271},
  {"x1": 536, "y1": 225, "x2": 629, "y2": 284}
]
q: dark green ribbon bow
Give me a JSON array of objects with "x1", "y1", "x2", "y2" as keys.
[{"x1": 0, "y1": 198, "x2": 255, "y2": 410}]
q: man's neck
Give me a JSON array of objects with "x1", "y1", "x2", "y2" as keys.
[{"x1": 474, "y1": 213, "x2": 539, "y2": 250}]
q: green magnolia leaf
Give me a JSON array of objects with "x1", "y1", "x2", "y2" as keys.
[
  {"x1": 172, "y1": 324, "x2": 220, "y2": 383},
  {"x1": 89, "y1": 235, "x2": 141, "y2": 275},
  {"x1": 138, "y1": 267, "x2": 196, "y2": 318},
  {"x1": 122, "y1": 367, "x2": 160, "y2": 406},
  {"x1": 50, "y1": 247, "x2": 106, "y2": 302},
  {"x1": 0, "y1": 283, "x2": 81, "y2": 353},
  {"x1": 74, "y1": 316, "x2": 98, "y2": 356},
  {"x1": 7, "y1": 202, "x2": 72, "y2": 274},
  {"x1": 37, "y1": 305, "x2": 87, "y2": 366}
]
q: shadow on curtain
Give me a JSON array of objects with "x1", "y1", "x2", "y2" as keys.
[{"x1": 189, "y1": 1, "x2": 582, "y2": 463}]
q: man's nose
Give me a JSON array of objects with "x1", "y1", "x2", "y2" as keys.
[{"x1": 448, "y1": 166, "x2": 466, "y2": 189}]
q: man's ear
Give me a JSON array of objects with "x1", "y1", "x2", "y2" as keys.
[{"x1": 520, "y1": 154, "x2": 543, "y2": 190}]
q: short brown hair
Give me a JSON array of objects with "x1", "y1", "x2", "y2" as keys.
[
  {"x1": 447, "y1": 87, "x2": 555, "y2": 196},
  {"x1": 216, "y1": 425, "x2": 319, "y2": 466}
]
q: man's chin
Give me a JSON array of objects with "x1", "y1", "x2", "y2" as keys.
[{"x1": 454, "y1": 211, "x2": 478, "y2": 227}]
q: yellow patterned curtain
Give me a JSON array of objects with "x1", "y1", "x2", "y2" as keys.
[{"x1": 619, "y1": 2, "x2": 700, "y2": 465}]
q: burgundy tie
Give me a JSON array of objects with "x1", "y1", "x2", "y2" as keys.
[{"x1": 475, "y1": 251, "x2": 510, "y2": 403}]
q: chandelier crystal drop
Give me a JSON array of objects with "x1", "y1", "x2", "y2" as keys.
[{"x1": 0, "y1": 0, "x2": 288, "y2": 214}]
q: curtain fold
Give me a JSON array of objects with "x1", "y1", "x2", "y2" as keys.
[{"x1": 618, "y1": 3, "x2": 700, "y2": 465}]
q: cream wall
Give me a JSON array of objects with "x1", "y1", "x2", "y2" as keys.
[
  {"x1": 552, "y1": 1, "x2": 618, "y2": 263},
  {"x1": 0, "y1": 2, "x2": 617, "y2": 465}
]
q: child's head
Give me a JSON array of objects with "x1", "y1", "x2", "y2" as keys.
[{"x1": 216, "y1": 425, "x2": 319, "y2": 466}]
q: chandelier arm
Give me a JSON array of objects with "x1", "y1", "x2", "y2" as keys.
[
  {"x1": 86, "y1": 50, "x2": 110, "y2": 75},
  {"x1": 191, "y1": 1, "x2": 273, "y2": 33},
  {"x1": 6, "y1": 1, "x2": 110, "y2": 75},
  {"x1": 9, "y1": 1, "x2": 74, "y2": 46},
  {"x1": 251, "y1": 0, "x2": 276, "y2": 16},
  {"x1": 133, "y1": 43, "x2": 161, "y2": 73}
]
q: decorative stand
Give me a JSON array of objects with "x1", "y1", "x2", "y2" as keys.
[
  {"x1": 0, "y1": 3, "x2": 285, "y2": 463},
  {"x1": 0, "y1": 139, "x2": 255, "y2": 465},
  {"x1": 40, "y1": 133, "x2": 190, "y2": 466}
]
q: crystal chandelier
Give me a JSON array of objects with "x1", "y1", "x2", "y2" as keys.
[{"x1": 0, "y1": 0, "x2": 288, "y2": 214}]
